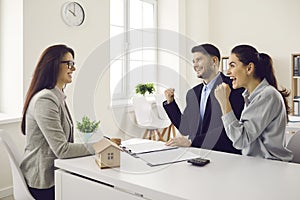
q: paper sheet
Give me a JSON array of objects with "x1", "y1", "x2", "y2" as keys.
[{"x1": 138, "y1": 148, "x2": 199, "y2": 167}]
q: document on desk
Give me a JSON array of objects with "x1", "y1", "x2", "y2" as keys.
[
  {"x1": 120, "y1": 138, "x2": 178, "y2": 156},
  {"x1": 138, "y1": 148, "x2": 199, "y2": 167}
]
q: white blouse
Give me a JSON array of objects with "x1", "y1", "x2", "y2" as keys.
[{"x1": 222, "y1": 79, "x2": 293, "y2": 161}]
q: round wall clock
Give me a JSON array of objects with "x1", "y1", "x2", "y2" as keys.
[{"x1": 62, "y1": 2, "x2": 85, "y2": 26}]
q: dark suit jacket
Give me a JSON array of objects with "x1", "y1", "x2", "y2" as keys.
[{"x1": 163, "y1": 73, "x2": 244, "y2": 154}]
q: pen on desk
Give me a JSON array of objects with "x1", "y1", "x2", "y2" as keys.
[
  {"x1": 103, "y1": 135, "x2": 110, "y2": 140},
  {"x1": 121, "y1": 146, "x2": 132, "y2": 154}
]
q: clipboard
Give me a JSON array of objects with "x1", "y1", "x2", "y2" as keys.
[
  {"x1": 138, "y1": 148, "x2": 199, "y2": 167},
  {"x1": 120, "y1": 138, "x2": 178, "y2": 156}
]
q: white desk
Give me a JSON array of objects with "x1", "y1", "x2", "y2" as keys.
[
  {"x1": 287, "y1": 116, "x2": 300, "y2": 133},
  {"x1": 286, "y1": 121, "x2": 300, "y2": 145},
  {"x1": 287, "y1": 122, "x2": 300, "y2": 133},
  {"x1": 55, "y1": 148, "x2": 300, "y2": 200}
]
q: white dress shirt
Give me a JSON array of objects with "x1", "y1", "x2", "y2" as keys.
[{"x1": 200, "y1": 72, "x2": 220, "y2": 121}]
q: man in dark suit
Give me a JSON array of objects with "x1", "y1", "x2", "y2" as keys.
[{"x1": 163, "y1": 44, "x2": 244, "y2": 154}]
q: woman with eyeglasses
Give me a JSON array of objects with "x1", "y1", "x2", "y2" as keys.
[{"x1": 20, "y1": 44, "x2": 94, "y2": 200}]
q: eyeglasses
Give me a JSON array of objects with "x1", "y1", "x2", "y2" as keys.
[{"x1": 60, "y1": 60, "x2": 75, "y2": 69}]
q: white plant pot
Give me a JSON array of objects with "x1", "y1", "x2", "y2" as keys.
[{"x1": 79, "y1": 131, "x2": 94, "y2": 143}]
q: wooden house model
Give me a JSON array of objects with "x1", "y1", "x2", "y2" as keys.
[{"x1": 92, "y1": 138, "x2": 122, "y2": 169}]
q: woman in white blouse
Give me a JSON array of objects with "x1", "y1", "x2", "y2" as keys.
[{"x1": 214, "y1": 44, "x2": 293, "y2": 161}]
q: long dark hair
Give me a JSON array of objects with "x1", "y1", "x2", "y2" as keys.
[
  {"x1": 231, "y1": 45, "x2": 290, "y2": 119},
  {"x1": 21, "y1": 44, "x2": 74, "y2": 135}
]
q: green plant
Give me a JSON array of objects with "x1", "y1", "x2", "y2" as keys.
[
  {"x1": 135, "y1": 83, "x2": 156, "y2": 96},
  {"x1": 76, "y1": 116, "x2": 100, "y2": 133}
]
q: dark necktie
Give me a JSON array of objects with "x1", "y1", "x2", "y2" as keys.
[{"x1": 200, "y1": 85, "x2": 208, "y2": 121}]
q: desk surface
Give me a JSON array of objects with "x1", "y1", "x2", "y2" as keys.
[
  {"x1": 55, "y1": 148, "x2": 300, "y2": 200},
  {"x1": 286, "y1": 115, "x2": 300, "y2": 131}
]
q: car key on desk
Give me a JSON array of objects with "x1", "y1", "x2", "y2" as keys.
[{"x1": 187, "y1": 157, "x2": 210, "y2": 166}]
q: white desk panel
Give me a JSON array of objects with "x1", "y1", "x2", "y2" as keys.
[
  {"x1": 55, "y1": 148, "x2": 300, "y2": 200},
  {"x1": 55, "y1": 169, "x2": 144, "y2": 200}
]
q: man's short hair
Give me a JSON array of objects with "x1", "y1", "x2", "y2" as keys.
[{"x1": 191, "y1": 44, "x2": 221, "y2": 61}]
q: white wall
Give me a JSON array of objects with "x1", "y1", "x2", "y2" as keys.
[
  {"x1": 0, "y1": 0, "x2": 23, "y2": 114},
  {"x1": 157, "y1": 0, "x2": 180, "y2": 94},
  {"x1": 157, "y1": 0, "x2": 208, "y2": 107},
  {"x1": 156, "y1": 0, "x2": 210, "y2": 106},
  {"x1": 209, "y1": 0, "x2": 300, "y2": 97},
  {"x1": 183, "y1": 0, "x2": 210, "y2": 89},
  {"x1": 185, "y1": 0, "x2": 209, "y2": 43},
  {"x1": 23, "y1": 0, "x2": 110, "y2": 107}
]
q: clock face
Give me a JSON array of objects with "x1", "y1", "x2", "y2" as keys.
[{"x1": 62, "y1": 2, "x2": 85, "y2": 26}]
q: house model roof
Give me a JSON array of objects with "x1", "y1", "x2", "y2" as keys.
[{"x1": 93, "y1": 138, "x2": 122, "y2": 153}]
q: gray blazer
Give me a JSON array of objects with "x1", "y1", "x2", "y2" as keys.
[{"x1": 20, "y1": 88, "x2": 93, "y2": 189}]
